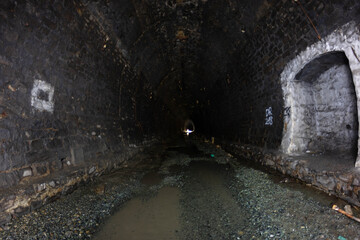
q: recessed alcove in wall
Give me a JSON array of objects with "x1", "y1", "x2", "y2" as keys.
[
  {"x1": 290, "y1": 51, "x2": 358, "y2": 156},
  {"x1": 280, "y1": 22, "x2": 360, "y2": 167}
]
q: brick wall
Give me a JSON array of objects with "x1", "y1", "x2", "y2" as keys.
[
  {"x1": 194, "y1": 0, "x2": 360, "y2": 149},
  {"x1": 0, "y1": 0, "x2": 159, "y2": 188}
]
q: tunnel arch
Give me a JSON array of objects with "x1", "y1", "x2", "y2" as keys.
[{"x1": 280, "y1": 22, "x2": 360, "y2": 167}]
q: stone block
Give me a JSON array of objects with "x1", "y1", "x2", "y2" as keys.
[
  {"x1": 30, "y1": 139, "x2": 44, "y2": 151},
  {"x1": 13, "y1": 206, "x2": 30, "y2": 217},
  {"x1": 0, "y1": 154, "x2": 10, "y2": 171},
  {"x1": 11, "y1": 153, "x2": 26, "y2": 169},
  {"x1": 289, "y1": 160, "x2": 299, "y2": 170},
  {"x1": 265, "y1": 158, "x2": 275, "y2": 166},
  {"x1": 61, "y1": 157, "x2": 72, "y2": 168},
  {"x1": 42, "y1": 17, "x2": 57, "y2": 30},
  {"x1": 62, "y1": 184, "x2": 76, "y2": 195},
  {"x1": 45, "y1": 138, "x2": 63, "y2": 149},
  {"x1": 0, "y1": 194, "x2": 15, "y2": 211},
  {"x1": 44, "y1": 195, "x2": 60, "y2": 204},
  {"x1": 70, "y1": 147, "x2": 84, "y2": 165},
  {"x1": 4, "y1": 30, "x2": 19, "y2": 42},
  {"x1": 50, "y1": 160, "x2": 62, "y2": 172},
  {"x1": 0, "y1": 171, "x2": 20, "y2": 188},
  {"x1": 316, "y1": 175, "x2": 336, "y2": 191},
  {"x1": 48, "y1": 181, "x2": 56, "y2": 187},
  {"x1": 0, "y1": 128, "x2": 10, "y2": 140},
  {"x1": 34, "y1": 165, "x2": 48, "y2": 176},
  {"x1": 339, "y1": 173, "x2": 353, "y2": 183},
  {"x1": 30, "y1": 200, "x2": 43, "y2": 211},
  {"x1": 33, "y1": 183, "x2": 46, "y2": 193},
  {"x1": 0, "y1": 212, "x2": 11, "y2": 226},
  {"x1": 352, "y1": 177, "x2": 360, "y2": 186},
  {"x1": 21, "y1": 168, "x2": 33, "y2": 178},
  {"x1": 89, "y1": 166, "x2": 96, "y2": 174},
  {"x1": 25, "y1": 151, "x2": 50, "y2": 164}
]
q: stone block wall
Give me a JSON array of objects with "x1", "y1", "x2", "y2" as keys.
[
  {"x1": 288, "y1": 62, "x2": 358, "y2": 154},
  {"x1": 195, "y1": 0, "x2": 360, "y2": 150},
  {"x1": 0, "y1": 0, "x2": 161, "y2": 222}
]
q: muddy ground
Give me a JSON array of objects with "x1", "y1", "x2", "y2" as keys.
[{"x1": 1, "y1": 137, "x2": 360, "y2": 239}]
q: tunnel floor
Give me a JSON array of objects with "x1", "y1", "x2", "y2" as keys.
[{"x1": 1, "y1": 139, "x2": 360, "y2": 239}]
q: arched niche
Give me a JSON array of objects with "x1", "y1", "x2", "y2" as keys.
[{"x1": 280, "y1": 22, "x2": 360, "y2": 167}]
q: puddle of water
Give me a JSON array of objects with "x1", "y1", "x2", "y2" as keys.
[
  {"x1": 189, "y1": 161, "x2": 241, "y2": 212},
  {"x1": 166, "y1": 144, "x2": 203, "y2": 157},
  {"x1": 93, "y1": 186, "x2": 180, "y2": 240},
  {"x1": 189, "y1": 161, "x2": 230, "y2": 189},
  {"x1": 168, "y1": 164, "x2": 186, "y2": 175},
  {"x1": 140, "y1": 171, "x2": 163, "y2": 186}
]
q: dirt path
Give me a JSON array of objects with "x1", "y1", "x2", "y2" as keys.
[
  {"x1": 179, "y1": 161, "x2": 248, "y2": 239},
  {"x1": 95, "y1": 140, "x2": 360, "y2": 239},
  {"x1": 3, "y1": 139, "x2": 360, "y2": 239}
]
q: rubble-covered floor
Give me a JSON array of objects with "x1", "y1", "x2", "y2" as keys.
[{"x1": 1, "y1": 137, "x2": 360, "y2": 239}]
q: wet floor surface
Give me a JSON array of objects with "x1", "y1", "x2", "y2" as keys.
[
  {"x1": 1, "y1": 138, "x2": 360, "y2": 239},
  {"x1": 93, "y1": 186, "x2": 180, "y2": 240},
  {"x1": 179, "y1": 161, "x2": 248, "y2": 239}
]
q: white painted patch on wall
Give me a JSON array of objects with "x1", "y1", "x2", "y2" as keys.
[
  {"x1": 31, "y1": 80, "x2": 55, "y2": 113},
  {"x1": 265, "y1": 107, "x2": 273, "y2": 126},
  {"x1": 280, "y1": 21, "x2": 360, "y2": 166}
]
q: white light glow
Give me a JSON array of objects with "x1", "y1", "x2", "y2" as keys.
[{"x1": 183, "y1": 129, "x2": 193, "y2": 136}]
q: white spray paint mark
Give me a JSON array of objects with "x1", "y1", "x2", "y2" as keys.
[
  {"x1": 265, "y1": 107, "x2": 273, "y2": 126},
  {"x1": 31, "y1": 80, "x2": 55, "y2": 113}
]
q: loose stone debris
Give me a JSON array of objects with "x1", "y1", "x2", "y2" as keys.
[{"x1": 1, "y1": 137, "x2": 360, "y2": 239}]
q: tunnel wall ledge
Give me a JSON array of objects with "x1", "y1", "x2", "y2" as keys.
[
  {"x1": 222, "y1": 142, "x2": 360, "y2": 207},
  {"x1": 0, "y1": 137, "x2": 158, "y2": 226}
]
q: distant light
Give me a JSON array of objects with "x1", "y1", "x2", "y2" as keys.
[
  {"x1": 241, "y1": 29, "x2": 246, "y2": 33},
  {"x1": 103, "y1": 44, "x2": 107, "y2": 48},
  {"x1": 183, "y1": 129, "x2": 193, "y2": 136},
  {"x1": 183, "y1": 119, "x2": 195, "y2": 136}
]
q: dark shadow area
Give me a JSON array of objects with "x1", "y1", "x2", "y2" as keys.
[
  {"x1": 166, "y1": 143, "x2": 204, "y2": 157},
  {"x1": 295, "y1": 51, "x2": 349, "y2": 83}
]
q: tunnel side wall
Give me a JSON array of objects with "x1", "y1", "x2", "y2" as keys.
[
  {"x1": 197, "y1": 0, "x2": 360, "y2": 149},
  {"x1": 0, "y1": 0, "x2": 159, "y2": 222}
]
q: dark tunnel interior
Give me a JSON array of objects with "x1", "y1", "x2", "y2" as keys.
[{"x1": 2, "y1": 0, "x2": 360, "y2": 236}]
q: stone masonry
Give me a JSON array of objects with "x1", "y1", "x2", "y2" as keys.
[
  {"x1": 223, "y1": 141, "x2": 360, "y2": 207},
  {"x1": 0, "y1": 0, "x2": 161, "y2": 224}
]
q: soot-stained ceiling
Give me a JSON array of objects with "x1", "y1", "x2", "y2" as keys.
[{"x1": 82, "y1": 0, "x2": 276, "y2": 123}]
